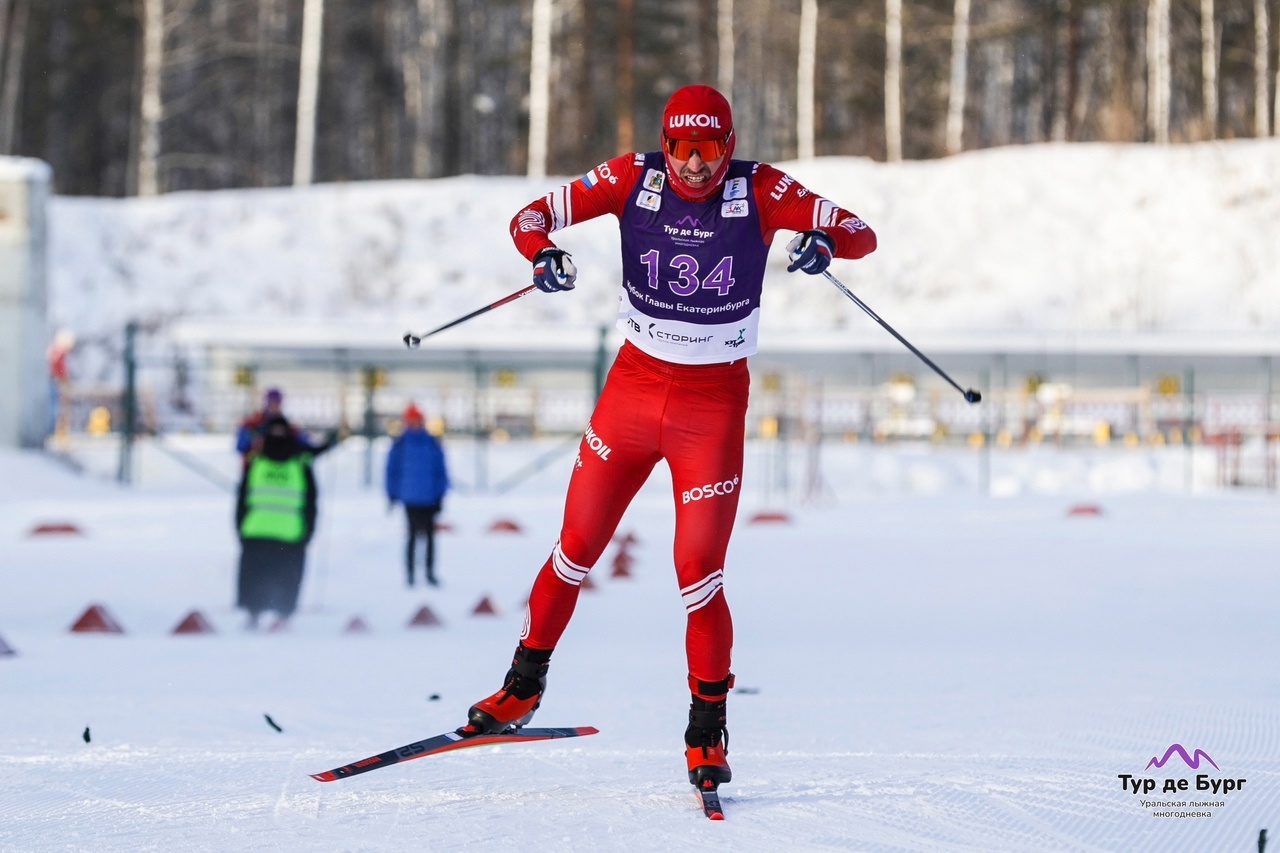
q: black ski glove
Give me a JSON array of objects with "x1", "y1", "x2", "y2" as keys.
[{"x1": 532, "y1": 248, "x2": 578, "y2": 292}]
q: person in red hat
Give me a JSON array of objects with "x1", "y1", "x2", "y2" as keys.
[
  {"x1": 463, "y1": 84, "x2": 876, "y2": 794},
  {"x1": 385, "y1": 403, "x2": 450, "y2": 587}
]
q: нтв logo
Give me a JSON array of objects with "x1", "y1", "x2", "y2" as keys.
[{"x1": 1146, "y1": 744, "x2": 1220, "y2": 771}]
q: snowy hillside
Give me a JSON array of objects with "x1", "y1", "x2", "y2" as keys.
[{"x1": 48, "y1": 140, "x2": 1280, "y2": 364}]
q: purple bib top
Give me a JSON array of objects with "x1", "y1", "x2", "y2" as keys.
[{"x1": 616, "y1": 153, "x2": 770, "y2": 364}]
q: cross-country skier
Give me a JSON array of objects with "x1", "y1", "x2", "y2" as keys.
[{"x1": 461, "y1": 84, "x2": 877, "y2": 793}]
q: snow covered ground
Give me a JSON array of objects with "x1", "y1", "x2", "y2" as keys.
[{"x1": 2, "y1": 439, "x2": 1277, "y2": 851}]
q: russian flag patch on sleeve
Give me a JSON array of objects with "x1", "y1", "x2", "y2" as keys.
[{"x1": 578, "y1": 169, "x2": 598, "y2": 190}]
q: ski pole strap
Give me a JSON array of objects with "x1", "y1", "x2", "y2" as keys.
[{"x1": 689, "y1": 673, "x2": 735, "y2": 700}]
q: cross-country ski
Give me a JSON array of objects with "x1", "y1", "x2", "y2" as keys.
[
  {"x1": 695, "y1": 781, "x2": 726, "y2": 820},
  {"x1": 310, "y1": 726, "x2": 599, "y2": 782}
]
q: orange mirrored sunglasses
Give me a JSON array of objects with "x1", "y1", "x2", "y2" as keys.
[{"x1": 663, "y1": 134, "x2": 729, "y2": 161}]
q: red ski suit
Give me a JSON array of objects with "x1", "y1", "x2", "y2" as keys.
[{"x1": 511, "y1": 153, "x2": 875, "y2": 696}]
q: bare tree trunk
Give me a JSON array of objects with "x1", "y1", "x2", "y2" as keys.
[
  {"x1": 1255, "y1": 0, "x2": 1271, "y2": 136},
  {"x1": 885, "y1": 0, "x2": 902, "y2": 162},
  {"x1": 718, "y1": 0, "x2": 734, "y2": 97},
  {"x1": 294, "y1": 0, "x2": 325, "y2": 187},
  {"x1": 0, "y1": 0, "x2": 28, "y2": 155},
  {"x1": 0, "y1": 0, "x2": 13, "y2": 111},
  {"x1": 416, "y1": 0, "x2": 447, "y2": 178},
  {"x1": 1147, "y1": 0, "x2": 1169, "y2": 144},
  {"x1": 136, "y1": 0, "x2": 164, "y2": 195},
  {"x1": 617, "y1": 0, "x2": 634, "y2": 154},
  {"x1": 527, "y1": 0, "x2": 551, "y2": 179},
  {"x1": 398, "y1": 0, "x2": 424, "y2": 178},
  {"x1": 1051, "y1": 0, "x2": 1070, "y2": 141},
  {"x1": 797, "y1": 0, "x2": 817, "y2": 160},
  {"x1": 945, "y1": 0, "x2": 970, "y2": 155},
  {"x1": 1201, "y1": 0, "x2": 1217, "y2": 138},
  {"x1": 254, "y1": 0, "x2": 283, "y2": 183}
]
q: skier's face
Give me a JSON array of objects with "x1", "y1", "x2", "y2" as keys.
[
  {"x1": 662, "y1": 129, "x2": 734, "y2": 200},
  {"x1": 665, "y1": 146, "x2": 726, "y2": 192}
]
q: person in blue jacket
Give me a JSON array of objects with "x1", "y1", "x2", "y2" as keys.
[{"x1": 385, "y1": 403, "x2": 450, "y2": 587}]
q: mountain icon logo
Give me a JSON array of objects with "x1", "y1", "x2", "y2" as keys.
[
  {"x1": 673, "y1": 215, "x2": 700, "y2": 229},
  {"x1": 1145, "y1": 744, "x2": 1220, "y2": 771}
]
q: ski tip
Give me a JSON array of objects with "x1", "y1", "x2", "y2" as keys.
[
  {"x1": 310, "y1": 771, "x2": 337, "y2": 782},
  {"x1": 576, "y1": 726, "x2": 600, "y2": 736},
  {"x1": 706, "y1": 810, "x2": 725, "y2": 821}
]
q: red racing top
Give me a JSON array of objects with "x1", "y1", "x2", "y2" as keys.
[{"x1": 510, "y1": 152, "x2": 877, "y2": 364}]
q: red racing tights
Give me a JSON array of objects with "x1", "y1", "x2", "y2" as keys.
[{"x1": 520, "y1": 341, "x2": 749, "y2": 697}]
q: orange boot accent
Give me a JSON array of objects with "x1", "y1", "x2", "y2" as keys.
[
  {"x1": 466, "y1": 686, "x2": 543, "y2": 734},
  {"x1": 686, "y1": 741, "x2": 732, "y2": 787},
  {"x1": 464, "y1": 644, "x2": 551, "y2": 735}
]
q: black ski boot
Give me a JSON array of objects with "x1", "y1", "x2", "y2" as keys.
[
  {"x1": 462, "y1": 644, "x2": 552, "y2": 735},
  {"x1": 684, "y1": 674, "x2": 734, "y2": 788}
]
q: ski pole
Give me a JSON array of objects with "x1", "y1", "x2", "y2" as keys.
[
  {"x1": 821, "y1": 270, "x2": 982, "y2": 404},
  {"x1": 404, "y1": 284, "x2": 539, "y2": 348}
]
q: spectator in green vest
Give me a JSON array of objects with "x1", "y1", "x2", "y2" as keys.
[{"x1": 235, "y1": 414, "x2": 318, "y2": 629}]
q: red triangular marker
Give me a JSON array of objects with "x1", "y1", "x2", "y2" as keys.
[
  {"x1": 471, "y1": 596, "x2": 499, "y2": 616},
  {"x1": 748, "y1": 511, "x2": 792, "y2": 525},
  {"x1": 30, "y1": 522, "x2": 83, "y2": 536},
  {"x1": 487, "y1": 518, "x2": 523, "y2": 534},
  {"x1": 408, "y1": 606, "x2": 443, "y2": 627},
  {"x1": 611, "y1": 550, "x2": 634, "y2": 578},
  {"x1": 69, "y1": 604, "x2": 125, "y2": 634},
  {"x1": 0, "y1": 632, "x2": 16, "y2": 657},
  {"x1": 171, "y1": 610, "x2": 216, "y2": 635},
  {"x1": 343, "y1": 616, "x2": 371, "y2": 634}
]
